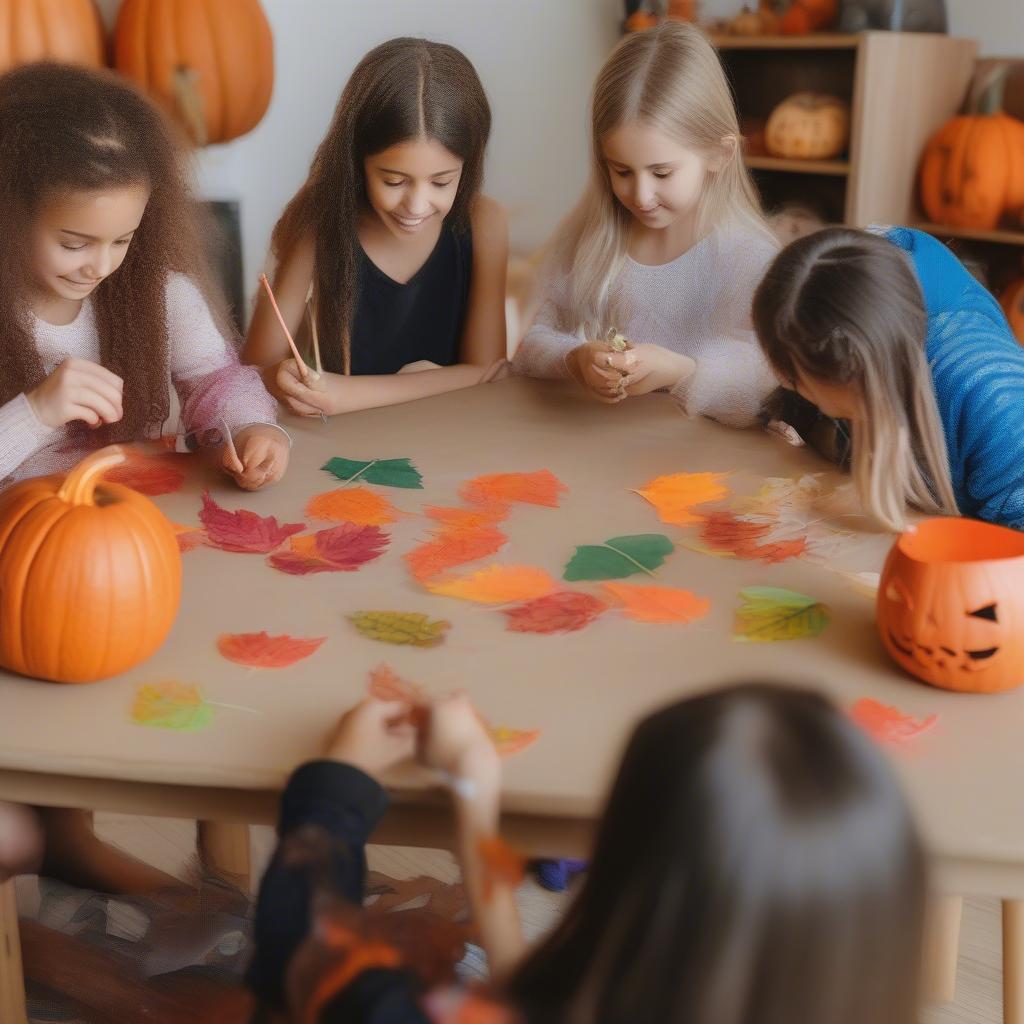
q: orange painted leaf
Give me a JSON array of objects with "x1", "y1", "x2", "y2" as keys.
[
  {"x1": 849, "y1": 699, "x2": 937, "y2": 744},
  {"x1": 104, "y1": 451, "x2": 187, "y2": 496},
  {"x1": 305, "y1": 487, "x2": 399, "y2": 526},
  {"x1": 699, "y1": 511, "x2": 807, "y2": 564},
  {"x1": 461, "y1": 470, "x2": 567, "y2": 508},
  {"x1": 427, "y1": 565, "x2": 555, "y2": 604},
  {"x1": 602, "y1": 582, "x2": 711, "y2": 624},
  {"x1": 478, "y1": 836, "x2": 526, "y2": 899},
  {"x1": 217, "y1": 631, "x2": 326, "y2": 669},
  {"x1": 367, "y1": 664, "x2": 426, "y2": 705},
  {"x1": 423, "y1": 504, "x2": 510, "y2": 532},
  {"x1": 200, "y1": 492, "x2": 305, "y2": 553},
  {"x1": 634, "y1": 471, "x2": 730, "y2": 526},
  {"x1": 488, "y1": 724, "x2": 541, "y2": 757},
  {"x1": 404, "y1": 526, "x2": 507, "y2": 582},
  {"x1": 503, "y1": 592, "x2": 606, "y2": 634},
  {"x1": 171, "y1": 522, "x2": 207, "y2": 553}
]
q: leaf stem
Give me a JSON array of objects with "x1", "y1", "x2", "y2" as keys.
[
  {"x1": 603, "y1": 543, "x2": 658, "y2": 578},
  {"x1": 341, "y1": 459, "x2": 379, "y2": 488}
]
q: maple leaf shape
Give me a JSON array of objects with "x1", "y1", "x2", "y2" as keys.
[
  {"x1": 131, "y1": 682, "x2": 212, "y2": 731},
  {"x1": 305, "y1": 487, "x2": 399, "y2": 526},
  {"x1": 427, "y1": 565, "x2": 555, "y2": 604},
  {"x1": 104, "y1": 452, "x2": 187, "y2": 496},
  {"x1": 634, "y1": 471, "x2": 730, "y2": 526},
  {"x1": 602, "y1": 582, "x2": 710, "y2": 624},
  {"x1": 217, "y1": 631, "x2": 326, "y2": 668},
  {"x1": 367, "y1": 664, "x2": 427, "y2": 705},
  {"x1": 503, "y1": 592, "x2": 606, "y2": 634},
  {"x1": 268, "y1": 524, "x2": 390, "y2": 575},
  {"x1": 698, "y1": 512, "x2": 807, "y2": 563},
  {"x1": 849, "y1": 699, "x2": 937, "y2": 744},
  {"x1": 460, "y1": 470, "x2": 567, "y2": 508},
  {"x1": 404, "y1": 526, "x2": 507, "y2": 582},
  {"x1": 199, "y1": 492, "x2": 305, "y2": 553},
  {"x1": 423, "y1": 504, "x2": 510, "y2": 532}
]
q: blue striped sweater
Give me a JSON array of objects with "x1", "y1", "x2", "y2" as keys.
[{"x1": 885, "y1": 227, "x2": 1024, "y2": 529}]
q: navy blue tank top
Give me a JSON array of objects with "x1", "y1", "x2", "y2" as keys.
[{"x1": 346, "y1": 222, "x2": 472, "y2": 376}]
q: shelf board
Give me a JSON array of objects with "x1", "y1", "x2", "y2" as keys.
[
  {"x1": 711, "y1": 33, "x2": 860, "y2": 50},
  {"x1": 915, "y1": 222, "x2": 1024, "y2": 246},
  {"x1": 745, "y1": 155, "x2": 851, "y2": 176}
]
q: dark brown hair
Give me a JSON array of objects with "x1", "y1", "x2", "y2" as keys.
[
  {"x1": 751, "y1": 227, "x2": 957, "y2": 530},
  {"x1": 0, "y1": 61, "x2": 231, "y2": 443},
  {"x1": 507, "y1": 683, "x2": 926, "y2": 1024},
  {"x1": 271, "y1": 37, "x2": 491, "y2": 374}
]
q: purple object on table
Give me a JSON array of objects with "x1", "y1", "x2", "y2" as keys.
[{"x1": 533, "y1": 858, "x2": 588, "y2": 893}]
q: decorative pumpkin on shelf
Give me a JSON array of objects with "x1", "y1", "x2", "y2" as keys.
[
  {"x1": 726, "y1": 2, "x2": 782, "y2": 34},
  {"x1": 0, "y1": 0, "x2": 105, "y2": 75},
  {"x1": 765, "y1": 93, "x2": 850, "y2": 160},
  {"x1": 114, "y1": 0, "x2": 274, "y2": 147},
  {"x1": 781, "y1": 0, "x2": 839, "y2": 34},
  {"x1": 1001, "y1": 278, "x2": 1024, "y2": 345},
  {"x1": 666, "y1": 0, "x2": 699, "y2": 20},
  {"x1": 919, "y1": 66, "x2": 1024, "y2": 230},
  {"x1": 0, "y1": 447, "x2": 182, "y2": 684},
  {"x1": 877, "y1": 517, "x2": 1024, "y2": 694},
  {"x1": 626, "y1": 9, "x2": 661, "y2": 31}
]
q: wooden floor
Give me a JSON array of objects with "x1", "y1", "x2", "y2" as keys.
[{"x1": 11, "y1": 813, "x2": 1002, "y2": 1023}]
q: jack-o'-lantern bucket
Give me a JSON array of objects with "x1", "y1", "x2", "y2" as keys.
[{"x1": 878, "y1": 517, "x2": 1024, "y2": 693}]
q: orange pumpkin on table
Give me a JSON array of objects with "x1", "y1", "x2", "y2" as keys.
[
  {"x1": 114, "y1": 0, "x2": 274, "y2": 146},
  {"x1": 877, "y1": 518, "x2": 1024, "y2": 694},
  {"x1": 1001, "y1": 278, "x2": 1024, "y2": 345},
  {"x1": 781, "y1": 0, "x2": 839, "y2": 34},
  {"x1": 0, "y1": 0, "x2": 105, "y2": 74},
  {"x1": 919, "y1": 67, "x2": 1024, "y2": 231},
  {"x1": 0, "y1": 447, "x2": 182, "y2": 684}
]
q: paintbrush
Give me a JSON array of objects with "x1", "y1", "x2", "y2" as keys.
[{"x1": 221, "y1": 418, "x2": 243, "y2": 474}]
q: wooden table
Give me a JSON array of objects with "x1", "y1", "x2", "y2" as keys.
[{"x1": 2, "y1": 379, "x2": 1024, "y2": 1021}]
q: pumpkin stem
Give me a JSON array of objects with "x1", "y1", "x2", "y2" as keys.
[
  {"x1": 971, "y1": 63, "x2": 1010, "y2": 116},
  {"x1": 57, "y1": 445, "x2": 127, "y2": 506}
]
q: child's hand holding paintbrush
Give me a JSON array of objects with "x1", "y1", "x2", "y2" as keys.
[{"x1": 219, "y1": 416, "x2": 290, "y2": 491}]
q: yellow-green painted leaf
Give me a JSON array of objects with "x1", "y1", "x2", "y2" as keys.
[
  {"x1": 349, "y1": 611, "x2": 451, "y2": 647},
  {"x1": 733, "y1": 586, "x2": 830, "y2": 643}
]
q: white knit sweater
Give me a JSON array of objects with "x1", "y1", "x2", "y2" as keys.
[{"x1": 513, "y1": 224, "x2": 780, "y2": 427}]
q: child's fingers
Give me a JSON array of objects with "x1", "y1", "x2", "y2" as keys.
[
  {"x1": 284, "y1": 395, "x2": 327, "y2": 417},
  {"x1": 70, "y1": 358, "x2": 125, "y2": 392},
  {"x1": 604, "y1": 351, "x2": 636, "y2": 373},
  {"x1": 76, "y1": 389, "x2": 122, "y2": 424}
]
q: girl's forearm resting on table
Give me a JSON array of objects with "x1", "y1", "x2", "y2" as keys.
[{"x1": 311, "y1": 363, "x2": 486, "y2": 415}]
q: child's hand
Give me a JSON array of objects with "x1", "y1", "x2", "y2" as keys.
[
  {"x1": 275, "y1": 358, "x2": 331, "y2": 418},
  {"x1": 608, "y1": 344, "x2": 696, "y2": 396},
  {"x1": 324, "y1": 698, "x2": 416, "y2": 779},
  {"x1": 224, "y1": 425, "x2": 290, "y2": 491},
  {"x1": 419, "y1": 694, "x2": 501, "y2": 787},
  {"x1": 26, "y1": 358, "x2": 124, "y2": 429},
  {"x1": 568, "y1": 342, "x2": 631, "y2": 404}
]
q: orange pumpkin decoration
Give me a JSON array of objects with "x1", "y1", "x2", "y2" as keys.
[
  {"x1": 765, "y1": 93, "x2": 850, "y2": 159},
  {"x1": 0, "y1": 447, "x2": 182, "y2": 684},
  {"x1": 0, "y1": 0, "x2": 105, "y2": 75},
  {"x1": 1001, "y1": 278, "x2": 1024, "y2": 345},
  {"x1": 114, "y1": 0, "x2": 274, "y2": 147},
  {"x1": 781, "y1": 0, "x2": 839, "y2": 34},
  {"x1": 919, "y1": 67, "x2": 1024, "y2": 231},
  {"x1": 877, "y1": 518, "x2": 1024, "y2": 694},
  {"x1": 625, "y1": 10, "x2": 660, "y2": 31}
]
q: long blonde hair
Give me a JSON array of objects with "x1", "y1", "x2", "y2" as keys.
[
  {"x1": 554, "y1": 21, "x2": 769, "y2": 339},
  {"x1": 752, "y1": 228, "x2": 959, "y2": 532}
]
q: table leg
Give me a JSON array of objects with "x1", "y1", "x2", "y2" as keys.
[
  {"x1": 922, "y1": 894, "x2": 962, "y2": 1005},
  {"x1": 196, "y1": 820, "x2": 252, "y2": 892},
  {"x1": 1006, "y1": 900, "x2": 1024, "y2": 1024},
  {"x1": 0, "y1": 879, "x2": 28, "y2": 1024}
]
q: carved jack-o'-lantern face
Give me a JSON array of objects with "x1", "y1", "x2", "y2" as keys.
[{"x1": 877, "y1": 518, "x2": 1024, "y2": 694}]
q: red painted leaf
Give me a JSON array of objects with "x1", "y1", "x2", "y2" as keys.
[
  {"x1": 849, "y1": 699, "x2": 937, "y2": 744},
  {"x1": 699, "y1": 511, "x2": 807, "y2": 563},
  {"x1": 503, "y1": 592, "x2": 607, "y2": 634},
  {"x1": 199, "y1": 492, "x2": 305, "y2": 553},
  {"x1": 268, "y1": 524, "x2": 389, "y2": 575},
  {"x1": 105, "y1": 452, "x2": 187, "y2": 496},
  {"x1": 217, "y1": 631, "x2": 327, "y2": 668}
]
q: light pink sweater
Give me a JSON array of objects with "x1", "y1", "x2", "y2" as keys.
[{"x1": 0, "y1": 274, "x2": 279, "y2": 486}]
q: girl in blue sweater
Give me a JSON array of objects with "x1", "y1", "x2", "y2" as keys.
[{"x1": 753, "y1": 226, "x2": 1024, "y2": 532}]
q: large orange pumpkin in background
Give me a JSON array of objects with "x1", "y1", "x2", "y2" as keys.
[
  {"x1": 781, "y1": 0, "x2": 839, "y2": 34},
  {"x1": 0, "y1": 0, "x2": 105, "y2": 74},
  {"x1": 0, "y1": 447, "x2": 182, "y2": 684},
  {"x1": 919, "y1": 67, "x2": 1024, "y2": 230},
  {"x1": 114, "y1": 0, "x2": 274, "y2": 146},
  {"x1": 877, "y1": 518, "x2": 1024, "y2": 694}
]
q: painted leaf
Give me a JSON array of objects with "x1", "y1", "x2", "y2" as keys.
[
  {"x1": 503, "y1": 592, "x2": 606, "y2": 634},
  {"x1": 424, "y1": 504, "x2": 510, "y2": 532},
  {"x1": 269, "y1": 524, "x2": 390, "y2": 575},
  {"x1": 350, "y1": 611, "x2": 451, "y2": 647},
  {"x1": 489, "y1": 724, "x2": 541, "y2": 757},
  {"x1": 734, "y1": 474, "x2": 830, "y2": 518},
  {"x1": 634, "y1": 471, "x2": 730, "y2": 526},
  {"x1": 478, "y1": 836, "x2": 526, "y2": 898},
  {"x1": 698, "y1": 512, "x2": 807, "y2": 564},
  {"x1": 602, "y1": 582, "x2": 710, "y2": 624},
  {"x1": 217, "y1": 631, "x2": 326, "y2": 668},
  {"x1": 104, "y1": 452, "x2": 187, "y2": 496},
  {"x1": 322, "y1": 456, "x2": 423, "y2": 489},
  {"x1": 171, "y1": 522, "x2": 207, "y2": 553},
  {"x1": 461, "y1": 470, "x2": 567, "y2": 509},
  {"x1": 131, "y1": 682, "x2": 212, "y2": 732},
  {"x1": 428, "y1": 565, "x2": 556, "y2": 604},
  {"x1": 199, "y1": 492, "x2": 305, "y2": 553},
  {"x1": 563, "y1": 534, "x2": 674, "y2": 581},
  {"x1": 306, "y1": 487, "x2": 399, "y2": 526},
  {"x1": 849, "y1": 699, "x2": 937, "y2": 744},
  {"x1": 733, "y1": 586, "x2": 830, "y2": 643},
  {"x1": 367, "y1": 664, "x2": 426, "y2": 705},
  {"x1": 404, "y1": 526, "x2": 507, "y2": 582}
]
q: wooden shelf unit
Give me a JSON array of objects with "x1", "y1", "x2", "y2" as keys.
[
  {"x1": 716, "y1": 31, "x2": 978, "y2": 226},
  {"x1": 915, "y1": 222, "x2": 1024, "y2": 248}
]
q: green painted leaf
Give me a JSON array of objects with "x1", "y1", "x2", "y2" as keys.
[
  {"x1": 349, "y1": 611, "x2": 450, "y2": 647},
  {"x1": 322, "y1": 457, "x2": 423, "y2": 489},
  {"x1": 733, "y1": 586, "x2": 830, "y2": 643},
  {"x1": 563, "y1": 534, "x2": 674, "y2": 581},
  {"x1": 131, "y1": 682, "x2": 214, "y2": 732}
]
